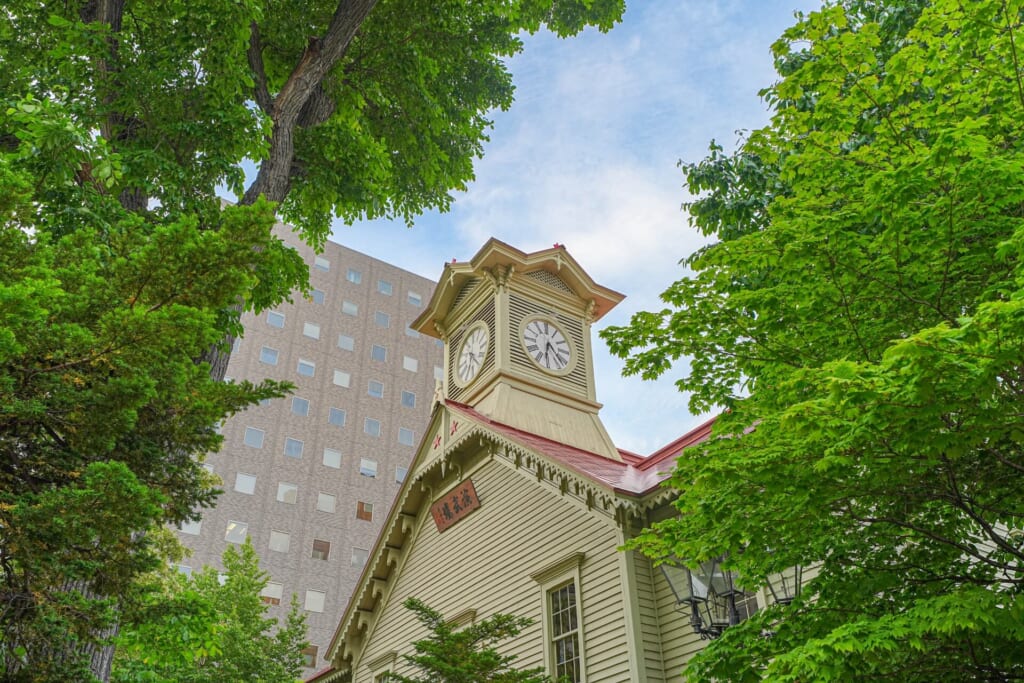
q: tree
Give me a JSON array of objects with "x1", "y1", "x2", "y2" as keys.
[
  {"x1": 388, "y1": 598, "x2": 552, "y2": 683},
  {"x1": 603, "y1": 1, "x2": 1024, "y2": 680},
  {"x1": 111, "y1": 540, "x2": 308, "y2": 683}
]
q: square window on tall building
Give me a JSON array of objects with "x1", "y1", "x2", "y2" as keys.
[
  {"x1": 371, "y1": 345, "x2": 387, "y2": 362},
  {"x1": 261, "y1": 582, "x2": 283, "y2": 606},
  {"x1": 346, "y1": 268, "x2": 362, "y2": 284},
  {"x1": 333, "y1": 369, "x2": 351, "y2": 388},
  {"x1": 374, "y1": 311, "x2": 390, "y2": 328},
  {"x1": 266, "y1": 311, "x2": 285, "y2": 328},
  {"x1": 351, "y1": 547, "x2": 369, "y2": 568},
  {"x1": 269, "y1": 530, "x2": 290, "y2": 553},
  {"x1": 405, "y1": 327, "x2": 420, "y2": 338},
  {"x1": 359, "y1": 458, "x2": 378, "y2": 478},
  {"x1": 338, "y1": 334, "x2": 355, "y2": 352},
  {"x1": 396, "y1": 465, "x2": 408, "y2": 483},
  {"x1": 235, "y1": 472, "x2": 257, "y2": 494},
  {"x1": 259, "y1": 347, "x2": 279, "y2": 365},
  {"x1": 364, "y1": 418, "x2": 381, "y2": 437},
  {"x1": 403, "y1": 356, "x2": 418, "y2": 372},
  {"x1": 284, "y1": 437, "x2": 304, "y2": 459},
  {"x1": 303, "y1": 322, "x2": 320, "y2": 340},
  {"x1": 377, "y1": 279, "x2": 393, "y2": 295},
  {"x1": 407, "y1": 291, "x2": 422, "y2": 307},
  {"x1": 323, "y1": 448, "x2": 342, "y2": 469},
  {"x1": 368, "y1": 380, "x2": 384, "y2": 398},
  {"x1": 356, "y1": 501, "x2": 373, "y2": 521},
  {"x1": 342, "y1": 300, "x2": 358, "y2": 316},
  {"x1": 277, "y1": 482, "x2": 298, "y2": 504},
  {"x1": 291, "y1": 397, "x2": 309, "y2": 416},
  {"x1": 301, "y1": 645, "x2": 319, "y2": 669},
  {"x1": 243, "y1": 427, "x2": 265, "y2": 449},
  {"x1": 311, "y1": 289, "x2": 325, "y2": 305},
  {"x1": 304, "y1": 590, "x2": 326, "y2": 613},
  {"x1": 401, "y1": 391, "x2": 416, "y2": 408},
  {"x1": 328, "y1": 407, "x2": 346, "y2": 427},
  {"x1": 398, "y1": 427, "x2": 415, "y2": 447},
  {"x1": 179, "y1": 519, "x2": 202, "y2": 535},
  {"x1": 297, "y1": 359, "x2": 316, "y2": 377},
  {"x1": 316, "y1": 492, "x2": 336, "y2": 513},
  {"x1": 225, "y1": 521, "x2": 248, "y2": 544},
  {"x1": 311, "y1": 539, "x2": 331, "y2": 561},
  {"x1": 314, "y1": 256, "x2": 330, "y2": 271}
]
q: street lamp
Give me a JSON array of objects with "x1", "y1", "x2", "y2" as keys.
[
  {"x1": 660, "y1": 557, "x2": 742, "y2": 640},
  {"x1": 765, "y1": 564, "x2": 803, "y2": 606}
]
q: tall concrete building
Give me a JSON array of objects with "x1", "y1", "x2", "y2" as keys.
[{"x1": 175, "y1": 224, "x2": 444, "y2": 671}]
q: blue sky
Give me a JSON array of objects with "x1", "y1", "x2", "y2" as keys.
[{"x1": 333, "y1": 0, "x2": 820, "y2": 454}]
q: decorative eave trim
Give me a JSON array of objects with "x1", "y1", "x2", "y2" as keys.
[{"x1": 530, "y1": 551, "x2": 586, "y2": 584}]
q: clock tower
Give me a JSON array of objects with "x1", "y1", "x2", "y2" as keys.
[{"x1": 411, "y1": 239, "x2": 625, "y2": 460}]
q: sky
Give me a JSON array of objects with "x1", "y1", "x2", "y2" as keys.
[{"x1": 331, "y1": 0, "x2": 821, "y2": 455}]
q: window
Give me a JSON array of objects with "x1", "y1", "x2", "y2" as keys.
[
  {"x1": 261, "y1": 582, "x2": 283, "y2": 606},
  {"x1": 359, "y1": 458, "x2": 378, "y2": 478},
  {"x1": 232, "y1": 337, "x2": 241, "y2": 353},
  {"x1": 259, "y1": 397, "x2": 271, "y2": 407},
  {"x1": 374, "y1": 311, "x2": 390, "y2": 328},
  {"x1": 323, "y1": 448, "x2": 342, "y2": 469},
  {"x1": 179, "y1": 519, "x2": 201, "y2": 535},
  {"x1": 176, "y1": 564, "x2": 192, "y2": 577},
  {"x1": 333, "y1": 369, "x2": 351, "y2": 387},
  {"x1": 234, "y1": 472, "x2": 257, "y2": 494},
  {"x1": 301, "y1": 645, "x2": 319, "y2": 669},
  {"x1": 267, "y1": 311, "x2": 285, "y2": 328},
  {"x1": 316, "y1": 492, "x2": 336, "y2": 513},
  {"x1": 346, "y1": 268, "x2": 362, "y2": 284},
  {"x1": 377, "y1": 279, "x2": 393, "y2": 295},
  {"x1": 303, "y1": 322, "x2": 320, "y2": 340},
  {"x1": 408, "y1": 291, "x2": 422, "y2": 307},
  {"x1": 364, "y1": 418, "x2": 381, "y2": 437},
  {"x1": 434, "y1": 365, "x2": 444, "y2": 381},
  {"x1": 368, "y1": 380, "x2": 384, "y2": 398},
  {"x1": 403, "y1": 356, "x2": 418, "y2": 372},
  {"x1": 401, "y1": 391, "x2": 416, "y2": 408},
  {"x1": 405, "y1": 327, "x2": 420, "y2": 338},
  {"x1": 398, "y1": 427, "x2": 415, "y2": 447},
  {"x1": 243, "y1": 427, "x2": 265, "y2": 449},
  {"x1": 342, "y1": 300, "x2": 358, "y2": 316},
  {"x1": 351, "y1": 547, "x2": 369, "y2": 568},
  {"x1": 311, "y1": 289, "x2": 325, "y2": 305},
  {"x1": 291, "y1": 397, "x2": 309, "y2": 416},
  {"x1": 338, "y1": 334, "x2": 355, "y2": 351},
  {"x1": 297, "y1": 359, "x2": 315, "y2": 377},
  {"x1": 396, "y1": 466, "x2": 408, "y2": 483},
  {"x1": 371, "y1": 344, "x2": 387, "y2": 362},
  {"x1": 284, "y1": 437, "x2": 304, "y2": 459},
  {"x1": 269, "y1": 530, "x2": 290, "y2": 553},
  {"x1": 328, "y1": 407, "x2": 346, "y2": 427},
  {"x1": 549, "y1": 582, "x2": 582, "y2": 683},
  {"x1": 356, "y1": 501, "x2": 373, "y2": 521},
  {"x1": 259, "y1": 346, "x2": 279, "y2": 365},
  {"x1": 311, "y1": 539, "x2": 331, "y2": 561},
  {"x1": 277, "y1": 482, "x2": 298, "y2": 504},
  {"x1": 225, "y1": 521, "x2": 248, "y2": 544},
  {"x1": 314, "y1": 256, "x2": 330, "y2": 271},
  {"x1": 304, "y1": 590, "x2": 326, "y2": 613}
]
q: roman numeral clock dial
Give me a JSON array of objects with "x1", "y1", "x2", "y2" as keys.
[
  {"x1": 456, "y1": 324, "x2": 489, "y2": 385},
  {"x1": 521, "y1": 318, "x2": 572, "y2": 372}
]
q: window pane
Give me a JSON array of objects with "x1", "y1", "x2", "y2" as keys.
[
  {"x1": 328, "y1": 407, "x2": 346, "y2": 427},
  {"x1": 301, "y1": 645, "x2": 319, "y2": 669},
  {"x1": 303, "y1": 322, "x2": 320, "y2": 339},
  {"x1": 374, "y1": 311, "x2": 390, "y2": 328},
  {"x1": 395, "y1": 466, "x2": 408, "y2": 483},
  {"x1": 371, "y1": 345, "x2": 387, "y2": 362},
  {"x1": 261, "y1": 582, "x2": 283, "y2": 605},
  {"x1": 267, "y1": 311, "x2": 285, "y2": 328},
  {"x1": 338, "y1": 334, "x2": 354, "y2": 351},
  {"x1": 403, "y1": 356, "x2": 418, "y2": 372},
  {"x1": 314, "y1": 256, "x2": 330, "y2": 271},
  {"x1": 401, "y1": 391, "x2": 416, "y2": 408},
  {"x1": 368, "y1": 380, "x2": 383, "y2": 398},
  {"x1": 291, "y1": 397, "x2": 309, "y2": 416},
  {"x1": 408, "y1": 291, "x2": 422, "y2": 306},
  {"x1": 234, "y1": 472, "x2": 257, "y2": 494},
  {"x1": 311, "y1": 289, "x2": 325, "y2": 305},
  {"x1": 311, "y1": 539, "x2": 331, "y2": 561},
  {"x1": 364, "y1": 418, "x2": 381, "y2": 437},
  {"x1": 405, "y1": 326, "x2": 420, "y2": 338},
  {"x1": 359, "y1": 458, "x2": 378, "y2": 478},
  {"x1": 297, "y1": 359, "x2": 315, "y2": 377},
  {"x1": 356, "y1": 501, "x2": 373, "y2": 521},
  {"x1": 398, "y1": 427, "x2": 414, "y2": 446},
  {"x1": 346, "y1": 268, "x2": 362, "y2": 284},
  {"x1": 277, "y1": 482, "x2": 298, "y2": 504},
  {"x1": 225, "y1": 521, "x2": 248, "y2": 544},
  {"x1": 269, "y1": 530, "x2": 290, "y2": 553},
  {"x1": 351, "y1": 547, "x2": 369, "y2": 568},
  {"x1": 333, "y1": 369, "x2": 351, "y2": 387},
  {"x1": 259, "y1": 347, "x2": 279, "y2": 365},
  {"x1": 316, "y1": 492, "x2": 336, "y2": 513},
  {"x1": 243, "y1": 427, "x2": 265, "y2": 448},
  {"x1": 179, "y1": 519, "x2": 201, "y2": 535},
  {"x1": 304, "y1": 590, "x2": 326, "y2": 612},
  {"x1": 284, "y1": 437, "x2": 304, "y2": 458},
  {"x1": 323, "y1": 448, "x2": 342, "y2": 469},
  {"x1": 377, "y1": 279, "x2": 393, "y2": 295},
  {"x1": 342, "y1": 300, "x2": 358, "y2": 316}
]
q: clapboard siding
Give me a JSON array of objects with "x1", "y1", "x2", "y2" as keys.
[
  {"x1": 353, "y1": 455, "x2": 633, "y2": 682},
  {"x1": 632, "y1": 550, "x2": 667, "y2": 682}
]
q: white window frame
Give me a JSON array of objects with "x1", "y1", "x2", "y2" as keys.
[
  {"x1": 311, "y1": 289, "x2": 325, "y2": 305},
  {"x1": 314, "y1": 256, "x2": 330, "y2": 271},
  {"x1": 277, "y1": 482, "x2": 298, "y2": 505},
  {"x1": 304, "y1": 589, "x2": 326, "y2": 613},
  {"x1": 328, "y1": 407, "x2": 346, "y2": 427},
  {"x1": 377, "y1": 279, "x2": 393, "y2": 295},
  {"x1": 268, "y1": 529, "x2": 291, "y2": 553},
  {"x1": 403, "y1": 356, "x2": 418, "y2": 372},
  {"x1": 398, "y1": 427, "x2": 415, "y2": 446},
  {"x1": 531, "y1": 552, "x2": 587, "y2": 683},
  {"x1": 323, "y1": 448, "x2": 342, "y2": 469},
  {"x1": 316, "y1": 492, "x2": 337, "y2": 513},
  {"x1": 234, "y1": 472, "x2": 257, "y2": 494},
  {"x1": 297, "y1": 358, "x2": 316, "y2": 377},
  {"x1": 291, "y1": 397, "x2": 310, "y2": 416},
  {"x1": 333, "y1": 369, "x2": 351, "y2": 388},
  {"x1": 342, "y1": 300, "x2": 358, "y2": 316},
  {"x1": 266, "y1": 310, "x2": 285, "y2": 328},
  {"x1": 338, "y1": 334, "x2": 355, "y2": 351},
  {"x1": 243, "y1": 427, "x2": 265, "y2": 449},
  {"x1": 346, "y1": 268, "x2": 362, "y2": 284},
  {"x1": 374, "y1": 311, "x2": 390, "y2": 328},
  {"x1": 225, "y1": 520, "x2": 248, "y2": 544},
  {"x1": 368, "y1": 380, "x2": 384, "y2": 398},
  {"x1": 359, "y1": 458, "x2": 378, "y2": 478},
  {"x1": 284, "y1": 437, "x2": 304, "y2": 459},
  {"x1": 303, "y1": 322, "x2": 320, "y2": 340},
  {"x1": 364, "y1": 418, "x2": 381, "y2": 437},
  {"x1": 259, "y1": 346, "x2": 279, "y2": 365}
]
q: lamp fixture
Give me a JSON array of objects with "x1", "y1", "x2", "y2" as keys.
[{"x1": 660, "y1": 557, "x2": 742, "y2": 640}]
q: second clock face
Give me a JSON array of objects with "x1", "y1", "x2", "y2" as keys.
[
  {"x1": 457, "y1": 324, "x2": 489, "y2": 384},
  {"x1": 522, "y1": 318, "x2": 572, "y2": 372}
]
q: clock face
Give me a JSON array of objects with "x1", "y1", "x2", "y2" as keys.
[
  {"x1": 522, "y1": 318, "x2": 572, "y2": 372},
  {"x1": 457, "y1": 324, "x2": 489, "y2": 384}
]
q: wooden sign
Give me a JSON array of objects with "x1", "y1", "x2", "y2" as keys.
[{"x1": 431, "y1": 479, "x2": 480, "y2": 532}]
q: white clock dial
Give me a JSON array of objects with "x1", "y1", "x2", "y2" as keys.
[
  {"x1": 457, "y1": 325, "x2": 488, "y2": 384},
  {"x1": 522, "y1": 318, "x2": 572, "y2": 371}
]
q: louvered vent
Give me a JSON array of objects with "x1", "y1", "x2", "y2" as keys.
[
  {"x1": 452, "y1": 278, "x2": 480, "y2": 309},
  {"x1": 508, "y1": 294, "x2": 588, "y2": 395},
  {"x1": 447, "y1": 300, "x2": 496, "y2": 402},
  {"x1": 525, "y1": 269, "x2": 574, "y2": 295}
]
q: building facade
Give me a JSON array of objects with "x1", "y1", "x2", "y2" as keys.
[{"x1": 175, "y1": 224, "x2": 444, "y2": 670}]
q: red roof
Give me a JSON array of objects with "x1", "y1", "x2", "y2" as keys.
[{"x1": 445, "y1": 400, "x2": 716, "y2": 496}]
